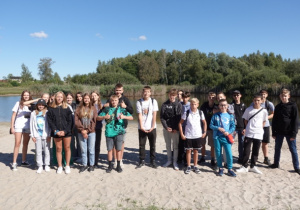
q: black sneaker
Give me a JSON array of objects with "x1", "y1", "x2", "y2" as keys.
[
  {"x1": 295, "y1": 169, "x2": 300, "y2": 175},
  {"x1": 88, "y1": 165, "x2": 95, "y2": 172},
  {"x1": 150, "y1": 161, "x2": 157, "y2": 169},
  {"x1": 106, "y1": 164, "x2": 113, "y2": 173},
  {"x1": 263, "y1": 158, "x2": 271, "y2": 166},
  {"x1": 136, "y1": 160, "x2": 145, "y2": 169},
  {"x1": 79, "y1": 166, "x2": 88, "y2": 173},
  {"x1": 116, "y1": 165, "x2": 123, "y2": 173},
  {"x1": 269, "y1": 164, "x2": 279, "y2": 169},
  {"x1": 21, "y1": 161, "x2": 31, "y2": 167},
  {"x1": 224, "y1": 163, "x2": 228, "y2": 169}
]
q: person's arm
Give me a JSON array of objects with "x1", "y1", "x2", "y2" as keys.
[
  {"x1": 227, "y1": 114, "x2": 236, "y2": 134},
  {"x1": 10, "y1": 112, "x2": 17, "y2": 134},
  {"x1": 160, "y1": 103, "x2": 168, "y2": 130},
  {"x1": 178, "y1": 119, "x2": 186, "y2": 140},
  {"x1": 29, "y1": 112, "x2": 36, "y2": 142},
  {"x1": 46, "y1": 109, "x2": 57, "y2": 133},
  {"x1": 123, "y1": 97, "x2": 134, "y2": 114},
  {"x1": 88, "y1": 106, "x2": 97, "y2": 133},
  {"x1": 74, "y1": 108, "x2": 84, "y2": 132},
  {"x1": 201, "y1": 119, "x2": 207, "y2": 138},
  {"x1": 291, "y1": 104, "x2": 298, "y2": 140},
  {"x1": 23, "y1": 98, "x2": 40, "y2": 106}
]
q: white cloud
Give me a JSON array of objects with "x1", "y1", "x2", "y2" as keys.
[
  {"x1": 138, "y1": 35, "x2": 147, "y2": 40},
  {"x1": 130, "y1": 35, "x2": 147, "y2": 41},
  {"x1": 30, "y1": 31, "x2": 48, "y2": 39},
  {"x1": 96, "y1": 33, "x2": 103, "y2": 38}
]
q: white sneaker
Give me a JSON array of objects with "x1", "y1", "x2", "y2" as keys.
[
  {"x1": 236, "y1": 166, "x2": 248, "y2": 173},
  {"x1": 173, "y1": 162, "x2": 179, "y2": 171},
  {"x1": 65, "y1": 166, "x2": 71, "y2": 174},
  {"x1": 163, "y1": 160, "x2": 172, "y2": 168},
  {"x1": 11, "y1": 163, "x2": 18, "y2": 171},
  {"x1": 36, "y1": 167, "x2": 43, "y2": 174},
  {"x1": 114, "y1": 160, "x2": 117, "y2": 168},
  {"x1": 120, "y1": 160, "x2": 124, "y2": 168},
  {"x1": 57, "y1": 167, "x2": 63, "y2": 174},
  {"x1": 249, "y1": 166, "x2": 262, "y2": 174},
  {"x1": 45, "y1": 166, "x2": 50, "y2": 172}
]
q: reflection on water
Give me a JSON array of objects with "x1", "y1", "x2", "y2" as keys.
[{"x1": 1, "y1": 94, "x2": 299, "y2": 124}]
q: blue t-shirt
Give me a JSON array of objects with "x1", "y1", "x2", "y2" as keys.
[{"x1": 36, "y1": 111, "x2": 45, "y2": 136}]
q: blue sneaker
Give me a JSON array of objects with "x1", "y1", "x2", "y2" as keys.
[
  {"x1": 228, "y1": 169, "x2": 237, "y2": 177},
  {"x1": 218, "y1": 168, "x2": 224, "y2": 176}
]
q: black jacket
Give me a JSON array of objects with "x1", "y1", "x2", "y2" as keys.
[
  {"x1": 47, "y1": 106, "x2": 73, "y2": 137},
  {"x1": 272, "y1": 101, "x2": 299, "y2": 139},
  {"x1": 160, "y1": 99, "x2": 182, "y2": 130}
]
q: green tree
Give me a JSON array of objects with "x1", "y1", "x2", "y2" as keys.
[
  {"x1": 38, "y1": 58, "x2": 55, "y2": 83},
  {"x1": 21, "y1": 63, "x2": 34, "y2": 83},
  {"x1": 138, "y1": 56, "x2": 160, "y2": 84},
  {"x1": 52, "y1": 72, "x2": 63, "y2": 84}
]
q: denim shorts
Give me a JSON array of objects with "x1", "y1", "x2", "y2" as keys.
[
  {"x1": 106, "y1": 135, "x2": 124, "y2": 151},
  {"x1": 14, "y1": 128, "x2": 30, "y2": 134}
]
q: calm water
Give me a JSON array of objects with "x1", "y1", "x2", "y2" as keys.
[{"x1": 1, "y1": 94, "x2": 299, "y2": 123}]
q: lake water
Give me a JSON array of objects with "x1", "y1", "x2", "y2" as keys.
[{"x1": 1, "y1": 94, "x2": 298, "y2": 123}]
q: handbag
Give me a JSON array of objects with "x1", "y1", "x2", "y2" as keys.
[
  {"x1": 10, "y1": 106, "x2": 20, "y2": 134},
  {"x1": 218, "y1": 113, "x2": 234, "y2": 144}
]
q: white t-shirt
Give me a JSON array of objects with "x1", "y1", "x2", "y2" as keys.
[
  {"x1": 181, "y1": 109, "x2": 205, "y2": 139},
  {"x1": 242, "y1": 106, "x2": 268, "y2": 140},
  {"x1": 136, "y1": 98, "x2": 159, "y2": 130},
  {"x1": 12, "y1": 101, "x2": 31, "y2": 129}
]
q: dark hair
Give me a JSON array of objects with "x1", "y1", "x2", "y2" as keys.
[
  {"x1": 253, "y1": 93, "x2": 263, "y2": 99},
  {"x1": 143, "y1": 85, "x2": 151, "y2": 92},
  {"x1": 66, "y1": 92, "x2": 74, "y2": 98},
  {"x1": 182, "y1": 91, "x2": 191, "y2": 98},
  {"x1": 219, "y1": 99, "x2": 227, "y2": 104},
  {"x1": 20, "y1": 90, "x2": 33, "y2": 108},
  {"x1": 169, "y1": 88, "x2": 177, "y2": 96},
  {"x1": 76, "y1": 92, "x2": 83, "y2": 104},
  {"x1": 259, "y1": 89, "x2": 268, "y2": 94},
  {"x1": 115, "y1": 83, "x2": 123, "y2": 89}
]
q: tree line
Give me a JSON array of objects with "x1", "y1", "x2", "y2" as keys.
[{"x1": 4, "y1": 49, "x2": 300, "y2": 95}]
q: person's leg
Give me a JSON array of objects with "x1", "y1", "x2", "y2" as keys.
[
  {"x1": 262, "y1": 127, "x2": 270, "y2": 164},
  {"x1": 94, "y1": 128, "x2": 102, "y2": 166},
  {"x1": 138, "y1": 129, "x2": 147, "y2": 162},
  {"x1": 250, "y1": 139, "x2": 261, "y2": 168},
  {"x1": 178, "y1": 135, "x2": 184, "y2": 162},
  {"x1": 193, "y1": 149, "x2": 199, "y2": 167},
  {"x1": 214, "y1": 136, "x2": 222, "y2": 168},
  {"x1": 273, "y1": 135, "x2": 284, "y2": 167},
  {"x1": 223, "y1": 140, "x2": 233, "y2": 169},
  {"x1": 237, "y1": 130, "x2": 245, "y2": 162},
  {"x1": 148, "y1": 129, "x2": 157, "y2": 163},
  {"x1": 242, "y1": 137, "x2": 252, "y2": 168},
  {"x1": 286, "y1": 136, "x2": 300, "y2": 170},
  {"x1": 54, "y1": 138, "x2": 63, "y2": 167},
  {"x1": 21, "y1": 132, "x2": 30, "y2": 162},
  {"x1": 78, "y1": 133, "x2": 87, "y2": 166},
  {"x1": 13, "y1": 132, "x2": 22, "y2": 163},
  {"x1": 87, "y1": 132, "x2": 96, "y2": 166},
  {"x1": 35, "y1": 137, "x2": 43, "y2": 167},
  {"x1": 186, "y1": 149, "x2": 191, "y2": 166},
  {"x1": 172, "y1": 132, "x2": 179, "y2": 163},
  {"x1": 115, "y1": 135, "x2": 124, "y2": 172},
  {"x1": 44, "y1": 139, "x2": 51, "y2": 167},
  {"x1": 63, "y1": 137, "x2": 71, "y2": 166},
  {"x1": 163, "y1": 129, "x2": 172, "y2": 163}
]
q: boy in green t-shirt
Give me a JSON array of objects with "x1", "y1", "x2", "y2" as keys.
[{"x1": 98, "y1": 95, "x2": 133, "y2": 173}]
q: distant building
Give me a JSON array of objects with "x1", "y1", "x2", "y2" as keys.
[{"x1": 10, "y1": 76, "x2": 22, "y2": 83}]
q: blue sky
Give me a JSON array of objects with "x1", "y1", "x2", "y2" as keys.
[{"x1": 0, "y1": 0, "x2": 299, "y2": 80}]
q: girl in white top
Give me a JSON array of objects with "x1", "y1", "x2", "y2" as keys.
[
  {"x1": 30, "y1": 99, "x2": 51, "y2": 173},
  {"x1": 11, "y1": 90, "x2": 39, "y2": 171}
]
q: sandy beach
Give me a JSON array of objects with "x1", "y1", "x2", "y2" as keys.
[{"x1": 0, "y1": 121, "x2": 300, "y2": 210}]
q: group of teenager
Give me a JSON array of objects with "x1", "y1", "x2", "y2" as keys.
[{"x1": 10, "y1": 84, "x2": 300, "y2": 176}]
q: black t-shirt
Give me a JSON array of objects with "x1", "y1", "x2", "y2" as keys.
[
  {"x1": 232, "y1": 102, "x2": 246, "y2": 130},
  {"x1": 200, "y1": 101, "x2": 215, "y2": 130}
]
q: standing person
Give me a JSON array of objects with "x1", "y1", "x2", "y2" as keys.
[
  {"x1": 75, "y1": 93, "x2": 97, "y2": 173},
  {"x1": 160, "y1": 88, "x2": 182, "y2": 170},
  {"x1": 10, "y1": 90, "x2": 39, "y2": 171},
  {"x1": 200, "y1": 92, "x2": 217, "y2": 167},
  {"x1": 210, "y1": 99, "x2": 236, "y2": 177},
  {"x1": 231, "y1": 90, "x2": 246, "y2": 164},
  {"x1": 76, "y1": 92, "x2": 83, "y2": 107},
  {"x1": 259, "y1": 89, "x2": 275, "y2": 165},
  {"x1": 98, "y1": 95, "x2": 133, "y2": 173},
  {"x1": 179, "y1": 98, "x2": 207, "y2": 174},
  {"x1": 178, "y1": 91, "x2": 191, "y2": 164},
  {"x1": 91, "y1": 91, "x2": 103, "y2": 167},
  {"x1": 73, "y1": 92, "x2": 83, "y2": 162},
  {"x1": 236, "y1": 94, "x2": 268, "y2": 174},
  {"x1": 66, "y1": 92, "x2": 76, "y2": 113},
  {"x1": 269, "y1": 89, "x2": 300, "y2": 174},
  {"x1": 47, "y1": 91, "x2": 73, "y2": 174},
  {"x1": 103, "y1": 83, "x2": 134, "y2": 167},
  {"x1": 41, "y1": 93, "x2": 50, "y2": 106},
  {"x1": 30, "y1": 99, "x2": 51, "y2": 173},
  {"x1": 136, "y1": 86, "x2": 159, "y2": 169}
]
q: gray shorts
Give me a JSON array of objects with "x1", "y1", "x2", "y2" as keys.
[
  {"x1": 206, "y1": 130, "x2": 214, "y2": 147},
  {"x1": 106, "y1": 135, "x2": 124, "y2": 151}
]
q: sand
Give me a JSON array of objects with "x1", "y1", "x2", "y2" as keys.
[{"x1": 0, "y1": 121, "x2": 300, "y2": 210}]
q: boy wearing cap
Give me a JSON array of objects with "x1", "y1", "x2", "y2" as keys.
[
  {"x1": 270, "y1": 89, "x2": 300, "y2": 175},
  {"x1": 231, "y1": 90, "x2": 246, "y2": 163}
]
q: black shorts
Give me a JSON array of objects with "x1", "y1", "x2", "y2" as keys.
[
  {"x1": 262, "y1": 127, "x2": 270, "y2": 143},
  {"x1": 184, "y1": 138, "x2": 202, "y2": 150}
]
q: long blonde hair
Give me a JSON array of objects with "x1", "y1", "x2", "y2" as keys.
[
  {"x1": 77, "y1": 93, "x2": 93, "y2": 119},
  {"x1": 50, "y1": 91, "x2": 68, "y2": 109}
]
